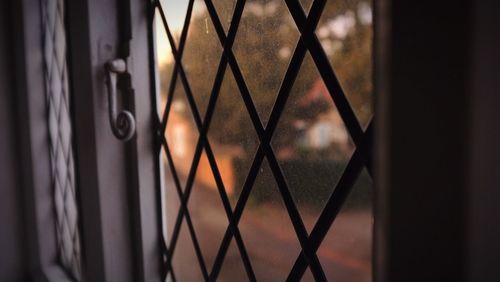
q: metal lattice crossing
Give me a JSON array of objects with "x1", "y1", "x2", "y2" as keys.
[{"x1": 151, "y1": 0, "x2": 373, "y2": 280}]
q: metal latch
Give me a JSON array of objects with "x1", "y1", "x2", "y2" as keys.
[
  {"x1": 104, "y1": 0, "x2": 135, "y2": 141},
  {"x1": 105, "y1": 59, "x2": 136, "y2": 141}
]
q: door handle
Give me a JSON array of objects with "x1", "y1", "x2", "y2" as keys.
[{"x1": 105, "y1": 59, "x2": 136, "y2": 141}]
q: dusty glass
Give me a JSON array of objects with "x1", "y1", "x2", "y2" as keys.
[{"x1": 155, "y1": 0, "x2": 373, "y2": 281}]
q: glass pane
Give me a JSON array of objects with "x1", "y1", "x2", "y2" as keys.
[
  {"x1": 156, "y1": 0, "x2": 191, "y2": 46},
  {"x1": 271, "y1": 52, "x2": 355, "y2": 232},
  {"x1": 154, "y1": 0, "x2": 373, "y2": 280},
  {"x1": 237, "y1": 159, "x2": 301, "y2": 281},
  {"x1": 218, "y1": 240, "x2": 248, "y2": 281},
  {"x1": 188, "y1": 150, "x2": 228, "y2": 272},
  {"x1": 163, "y1": 76, "x2": 199, "y2": 189},
  {"x1": 154, "y1": 13, "x2": 173, "y2": 119},
  {"x1": 161, "y1": 147, "x2": 180, "y2": 243},
  {"x1": 232, "y1": 0, "x2": 300, "y2": 126},
  {"x1": 213, "y1": 0, "x2": 237, "y2": 33},
  {"x1": 169, "y1": 222, "x2": 205, "y2": 281},
  {"x1": 318, "y1": 168, "x2": 373, "y2": 282},
  {"x1": 207, "y1": 70, "x2": 259, "y2": 209},
  {"x1": 299, "y1": 0, "x2": 314, "y2": 14},
  {"x1": 317, "y1": 0, "x2": 373, "y2": 128},
  {"x1": 182, "y1": 0, "x2": 223, "y2": 120}
]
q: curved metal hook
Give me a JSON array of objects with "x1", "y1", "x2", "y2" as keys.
[{"x1": 105, "y1": 59, "x2": 136, "y2": 141}]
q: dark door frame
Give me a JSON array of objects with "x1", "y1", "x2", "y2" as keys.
[
  {"x1": 374, "y1": 0, "x2": 469, "y2": 281},
  {"x1": 67, "y1": 0, "x2": 162, "y2": 281},
  {"x1": 374, "y1": 1, "x2": 500, "y2": 282}
]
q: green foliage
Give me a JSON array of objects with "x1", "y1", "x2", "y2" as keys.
[{"x1": 233, "y1": 158, "x2": 372, "y2": 211}]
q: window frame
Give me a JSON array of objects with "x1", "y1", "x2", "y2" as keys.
[
  {"x1": 66, "y1": 0, "x2": 163, "y2": 281},
  {"x1": 10, "y1": 0, "x2": 75, "y2": 280},
  {"x1": 9, "y1": 0, "x2": 163, "y2": 281}
]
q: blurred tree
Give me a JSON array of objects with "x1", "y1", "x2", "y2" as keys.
[{"x1": 159, "y1": 0, "x2": 372, "y2": 158}]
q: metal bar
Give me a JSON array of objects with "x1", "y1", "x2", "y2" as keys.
[
  {"x1": 162, "y1": 242, "x2": 177, "y2": 282},
  {"x1": 287, "y1": 122, "x2": 373, "y2": 280},
  {"x1": 210, "y1": 22, "x2": 310, "y2": 282},
  {"x1": 209, "y1": 146, "x2": 266, "y2": 279},
  {"x1": 209, "y1": 1, "x2": 331, "y2": 279},
  {"x1": 150, "y1": 4, "x2": 196, "y2": 276},
  {"x1": 156, "y1": 1, "x2": 258, "y2": 279},
  {"x1": 284, "y1": 0, "x2": 365, "y2": 148},
  {"x1": 196, "y1": 1, "x2": 257, "y2": 279},
  {"x1": 266, "y1": 147, "x2": 326, "y2": 280},
  {"x1": 162, "y1": 138, "x2": 209, "y2": 279},
  {"x1": 158, "y1": 0, "x2": 195, "y2": 133},
  {"x1": 146, "y1": 0, "x2": 169, "y2": 279},
  {"x1": 154, "y1": 0, "x2": 375, "y2": 280},
  {"x1": 203, "y1": 0, "x2": 265, "y2": 137}
]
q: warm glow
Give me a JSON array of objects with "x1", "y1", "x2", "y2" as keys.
[
  {"x1": 155, "y1": 0, "x2": 190, "y2": 65},
  {"x1": 155, "y1": 0, "x2": 205, "y2": 65}
]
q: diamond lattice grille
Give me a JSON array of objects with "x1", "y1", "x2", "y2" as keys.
[
  {"x1": 151, "y1": 0, "x2": 373, "y2": 280},
  {"x1": 42, "y1": 0, "x2": 82, "y2": 279}
]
